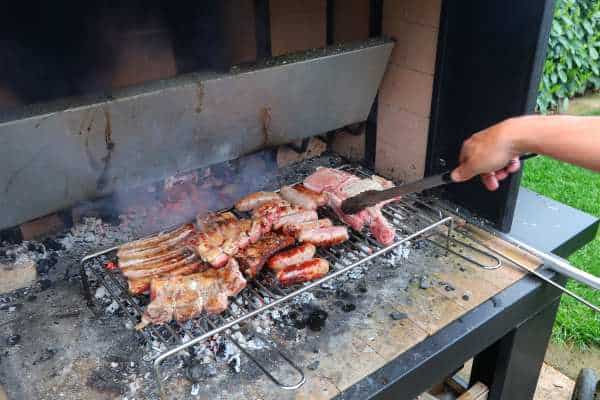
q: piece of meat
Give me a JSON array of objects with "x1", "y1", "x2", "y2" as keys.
[
  {"x1": 303, "y1": 168, "x2": 359, "y2": 193},
  {"x1": 235, "y1": 192, "x2": 282, "y2": 212},
  {"x1": 139, "y1": 259, "x2": 246, "y2": 328},
  {"x1": 298, "y1": 226, "x2": 349, "y2": 247},
  {"x1": 118, "y1": 224, "x2": 195, "y2": 254},
  {"x1": 367, "y1": 207, "x2": 396, "y2": 246},
  {"x1": 251, "y1": 200, "x2": 296, "y2": 223},
  {"x1": 127, "y1": 261, "x2": 208, "y2": 295},
  {"x1": 117, "y1": 225, "x2": 195, "y2": 260},
  {"x1": 282, "y1": 218, "x2": 333, "y2": 236},
  {"x1": 293, "y1": 184, "x2": 327, "y2": 207},
  {"x1": 273, "y1": 210, "x2": 318, "y2": 230},
  {"x1": 325, "y1": 191, "x2": 370, "y2": 231},
  {"x1": 235, "y1": 232, "x2": 295, "y2": 278},
  {"x1": 197, "y1": 212, "x2": 238, "y2": 231},
  {"x1": 276, "y1": 258, "x2": 329, "y2": 287},
  {"x1": 267, "y1": 243, "x2": 317, "y2": 272},
  {"x1": 122, "y1": 253, "x2": 199, "y2": 279},
  {"x1": 119, "y1": 247, "x2": 187, "y2": 268},
  {"x1": 279, "y1": 184, "x2": 328, "y2": 210}
]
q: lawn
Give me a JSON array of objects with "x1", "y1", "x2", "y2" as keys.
[{"x1": 522, "y1": 155, "x2": 600, "y2": 349}]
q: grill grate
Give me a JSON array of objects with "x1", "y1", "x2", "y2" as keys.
[{"x1": 79, "y1": 165, "x2": 501, "y2": 396}]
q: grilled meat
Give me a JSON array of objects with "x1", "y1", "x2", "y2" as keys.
[
  {"x1": 122, "y1": 253, "x2": 199, "y2": 279},
  {"x1": 292, "y1": 184, "x2": 327, "y2": 207},
  {"x1": 139, "y1": 258, "x2": 246, "y2": 328},
  {"x1": 298, "y1": 226, "x2": 349, "y2": 247},
  {"x1": 118, "y1": 247, "x2": 187, "y2": 268},
  {"x1": 303, "y1": 168, "x2": 359, "y2": 193},
  {"x1": 127, "y1": 261, "x2": 208, "y2": 295},
  {"x1": 280, "y1": 185, "x2": 318, "y2": 210},
  {"x1": 118, "y1": 224, "x2": 195, "y2": 254},
  {"x1": 235, "y1": 191, "x2": 282, "y2": 212},
  {"x1": 276, "y1": 258, "x2": 329, "y2": 287},
  {"x1": 273, "y1": 210, "x2": 318, "y2": 230},
  {"x1": 282, "y1": 218, "x2": 333, "y2": 236},
  {"x1": 267, "y1": 243, "x2": 316, "y2": 272},
  {"x1": 236, "y1": 232, "x2": 295, "y2": 278}
]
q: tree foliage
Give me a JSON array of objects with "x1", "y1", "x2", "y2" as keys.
[{"x1": 538, "y1": 0, "x2": 600, "y2": 113}]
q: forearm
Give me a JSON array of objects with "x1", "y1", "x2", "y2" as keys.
[{"x1": 509, "y1": 115, "x2": 600, "y2": 171}]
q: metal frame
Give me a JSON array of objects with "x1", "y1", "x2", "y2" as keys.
[{"x1": 425, "y1": 0, "x2": 556, "y2": 232}]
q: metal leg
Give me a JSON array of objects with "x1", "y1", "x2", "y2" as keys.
[{"x1": 469, "y1": 298, "x2": 560, "y2": 400}]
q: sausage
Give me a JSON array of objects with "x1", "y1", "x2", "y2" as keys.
[
  {"x1": 267, "y1": 243, "x2": 317, "y2": 272},
  {"x1": 298, "y1": 226, "x2": 349, "y2": 247},
  {"x1": 235, "y1": 192, "x2": 282, "y2": 212},
  {"x1": 273, "y1": 210, "x2": 318, "y2": 230},
  {"x1": 282, "y1": 218, "x2": 333, "y2": 236},
  {"x1": 276, "y1": 258, "x2": 329, "y2": 287},
  {"x1": 280, "y1": 185, "x2": 318, "y2": 210}
]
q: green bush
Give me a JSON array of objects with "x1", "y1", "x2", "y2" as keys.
[{"x1": 537, "y1": 0, "x2": 600, "y2": 113}]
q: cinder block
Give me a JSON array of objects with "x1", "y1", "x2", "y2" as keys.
[
  {"x1": 0, "y1": 258, "x2": 37, "y2": 294},
  {"x1": 383, "y1": 18, "x2": 438, "y2": 74},
  {"x1": 20, "y1": 213, "x2": 65, "y2": 241},
  {"x1": 330, "y1": 129, "x2": 365, "y2": 162},
  {"x1": 379, "y1": 64, "x2": 434, "y2": 117}
]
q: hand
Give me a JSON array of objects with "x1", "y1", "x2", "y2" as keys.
[{"x1": 451, "y1": 119, "x2": 522, "y2": 191}]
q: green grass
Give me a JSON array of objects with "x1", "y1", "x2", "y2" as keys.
[{"x1": 522, "y1": 156, "x2": 600, "y2": 349}]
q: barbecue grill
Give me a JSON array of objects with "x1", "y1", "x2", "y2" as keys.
[{"x1": 1, "y1": 1, "x2": 599, "y2": 400}]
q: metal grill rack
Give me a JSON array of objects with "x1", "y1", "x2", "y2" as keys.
[{"x1": 79, "y1": 165, "x2": 504, "y2": 397}]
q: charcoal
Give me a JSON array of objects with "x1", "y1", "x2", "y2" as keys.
[
  {"x1": 341, "y1": 303, "x2": 356, "y2": 312},
  {"x1": 6, "y1": 334, "x2": 20, "y2": 346},
  {"x1": 186, "y1": 360, "x2": 218, "y2": 382},
  {"x1": 306, "y1": 308, "x2": 327, "y2": 331},
  {"x1": 27, "y1": 242, "x2": 45, "y2": 253},
  {"x1": 462, "y1": 292, "x2": 471, "y2": 301},
  {"x1": 38, "y1": 279, "x2": 52, "y2": 291},
  {"x1": 86, "y1": 368, "x2": 126, "y2": 395},
  {"x1": 356, "y1": 281, "x2": 368, "y2": 293},
  {"x1": 419, "y1": 276, "x2": 431, "y2": 289},
  {"x1": 390, "y1": 312, "x2": 408, "y2": 321},
  {"x1": 36, "y1": 257, "x2": 57, "y2": 274},
  {"x1": 307, "y1": 360, "x2": 320, "y2": 371}
]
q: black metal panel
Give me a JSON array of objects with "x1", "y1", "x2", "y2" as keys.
[
  {"x1": 365, "y1": 0, "x2": 384, "y2": 169},
  {"x1": 254, "y1": 0, "x2": 272, "y2": 59},
  {"x1": 426, "y1": 0, "x2": 556, "y2": 232},
  {"x1": 470, "y1": 299, "x2": 560, "y2": 400},
  {"x1": 335, "y1": 271, "x2": 563, "y2": 400}
]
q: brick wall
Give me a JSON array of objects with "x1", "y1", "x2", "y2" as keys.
[
  {"x1": 270, "y1": 0, "x2": 327, "y2": 56},
  {"x1": 376, "y1": 0, "x2": 441, "y2": 182}
]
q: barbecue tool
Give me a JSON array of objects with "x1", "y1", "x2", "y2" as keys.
[{"x1": 341, "y1": 154, "x2": 537, "y2": 215}]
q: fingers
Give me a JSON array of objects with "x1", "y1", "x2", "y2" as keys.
[
  {"x1": 506, "y1": 157, "x2": 521, "y2": 173},
  {"x1": 481, "y1": 173, "x2": 499, "y2": 191}
]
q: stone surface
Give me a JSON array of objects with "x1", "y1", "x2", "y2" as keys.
[{"x1": 0, "y1": 258, "x2": 37, "y2": 294}]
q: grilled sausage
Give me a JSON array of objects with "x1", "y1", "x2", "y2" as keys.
[
  {"x1": 298, "y1": 226, "x2": 349, "y2": 247},
  {"x1": 267, "y1": 243, "x2": 317, "y2": 272},
  {"x1": 235, "y1": 192, "x2": 282, "y2": 212},
  {"x1": 276, "y1": 258, "x2": 329, "y2": 287}
]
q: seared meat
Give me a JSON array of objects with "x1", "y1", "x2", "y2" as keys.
[
  {"x1": 282, "y1": 218, "x2": 333, "y2": 236},
  {"x1": 280, "y1": 185, "x2": 318, "y2": 210},
  {"x1": 276, "y1": 258, "x2": 329, "y2": 287},
  {"x1": 292, "y1": 184, "x2": 327, "y2": 207},
  {"x1": 127, "y1": 261, "x2": 208, "y2": 295},
  {"x1": 273, "y1": 210, "x2": 318, "y2": 230},
  {"x1": 303, "y1": 168, "x2": 359, "y2": 193},
  {"x1": 298, "y1": 226, "x2": 349, "y2": 247},
  {"x1": 236, "y1": 232, "x2": 295, "y2": 278},
  {"x1": 138, "y1": 258, "x2": 246, "y2": 328},
  {"x1": 235, "y1": 191, "x2": 281, "y2": 212},
  {"x1": 119, "y1": 247, "x2": 187, "y2": 268},
  {"x1": 117, "y1": 224, "x2": 195, "y2": 261},
  {"x1": 122, "y1": 253, "x2": 199, "y2": 279},
  {"x1": 267, "y1": 243, "x2": 316, "y2": 272},
  {"x1": 118, "y1": 224, "x2": 195, "y2": 255}
]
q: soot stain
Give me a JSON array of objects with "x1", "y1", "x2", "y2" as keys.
[{"x1": 96, "y1": 109, "x2": 115, "y2": 191}]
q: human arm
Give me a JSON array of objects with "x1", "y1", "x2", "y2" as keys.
[{"x1": 451, "y1": 115, "x2": 600, "y2": 190}]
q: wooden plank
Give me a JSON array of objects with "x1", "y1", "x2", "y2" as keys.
[{"x1": 458, "y1": 382, "x2": 488, "y2": 400}]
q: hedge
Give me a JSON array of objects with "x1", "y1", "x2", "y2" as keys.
[{"x1": 537, "y1": 0, "x2": 600, "y2": 113}]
